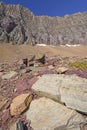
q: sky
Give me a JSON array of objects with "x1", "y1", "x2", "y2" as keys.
[{"x1": 1, "y1": 0, "x2": 87, "y2": 17}]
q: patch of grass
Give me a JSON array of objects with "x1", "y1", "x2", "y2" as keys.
[{"x1": 68, "y1": 61, "x2": 87, "y2": 69}]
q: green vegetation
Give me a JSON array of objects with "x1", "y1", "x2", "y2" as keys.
[{"x1": 68, "y1": 61, "x2": 87, "y2": 69}]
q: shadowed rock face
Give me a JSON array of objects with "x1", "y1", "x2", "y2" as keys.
[{"x1": 0, "y1": 2, "x2": 87, "y2": 45}]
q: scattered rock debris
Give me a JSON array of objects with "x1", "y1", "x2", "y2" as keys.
[{"x1": 0, "y1": 55, "x2": 87, "y2": 130}]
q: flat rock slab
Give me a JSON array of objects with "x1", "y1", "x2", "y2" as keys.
[
  {"x1": 2, "y1": 71, "x2": 17, "y2": 80},
  {"x1": 26, "y1": 97, "x2": 85, "y2": 130},
  {"x1": 32, "y1": 74, "x2": 62, "y2": 102},
  {"x1": 32, "y1": 74, "x2": 87, "y2": 113},
  {"x1": 60, "y1": 74, "x2": 87, "y2": 113},
  {"x1": 10, "y1": 93, "x2": 32, "y2": 116}
]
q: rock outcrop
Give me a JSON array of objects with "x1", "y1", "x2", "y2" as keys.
[
  {"x1": 32, "y1": 74, "x2": 87, "y2": 113},
  {"x1": 25, "y1": 97, "x2": 85, "y2": 130},
  {"x1": 0, "y1": 2, "x2": 87, "y2": 45}
]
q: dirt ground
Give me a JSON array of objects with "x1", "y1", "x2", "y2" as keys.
[{"x1": 0, "y1": 44, "x2": 87, "y2": 62}]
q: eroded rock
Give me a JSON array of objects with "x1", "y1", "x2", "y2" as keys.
[
  {"x1": 60, "y1": 74, "x2": 87, "y2": 114},
  {"x1": 32, "y1": 74, "x2": 87, "y2": 113},
  {"x1": 25, "y1": 97, "x2": 85, "y2": 130},
  {"x1": 10, "y1": 93, "x2": 32, "y2": 116},
  {"x1": 32, "y1": 74, "x2": 61, "y2": 102}
]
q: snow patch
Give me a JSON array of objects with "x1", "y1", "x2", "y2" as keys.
[
  {"x1": 60, "y1": 44, "x2": 80, "y2": 47},
  {"x1": 36, "y1": 44, "x2": 47, "y2": 47},
  {"x1": 66, "y1": 44, "x2": 80, "y2": 47}
]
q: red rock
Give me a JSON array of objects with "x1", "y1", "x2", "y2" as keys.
[
  {"x1": 83, "y1": 125, "x2": 87, "y2": 130},
  {"x1": 0, "y1": 68, "x2": 4, "y2": 72},
  {"x1": 16, "y1": 77, "x2": 38, "y2": 92},
  {"x1": 1, "y1": 124, "x2": 8, "y2": 130},
  {"x1": 27, "y1": 77, "x2": 38, "y2": 89},
  {"x1": 65, "y1": 69, "x2": 87, "y2": 79},
  {"x1": 16, "y1": 80, "x2": 28, "y2": 92},
  {"x1": 4, "y1": 101, "x2": 11, "y2": 109},
  {"x1": 1, "y1": 109, "x2": 10, "y2": 124},
  {"x1": 39, "y1": 70, "x2": 57, "y2": 75}
]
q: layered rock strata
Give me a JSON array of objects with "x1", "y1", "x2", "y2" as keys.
[
  {"x1": 0, "y1": 2, "x2": 87, "y2": 45},
  {"x1": 32, "y1": 74, "x2": 87, "y2": 113}
]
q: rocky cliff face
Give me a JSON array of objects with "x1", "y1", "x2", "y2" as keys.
[{"x1": 0, "y1": 2, "x2": 87, "y2": 45}]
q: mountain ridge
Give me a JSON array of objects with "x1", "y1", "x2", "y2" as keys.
[{"x1": 0, "y1": 2, "x2": 87, "y2": 45}]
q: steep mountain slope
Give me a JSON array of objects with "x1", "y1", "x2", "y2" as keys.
[{"x1": 0, "y1": 2, "x2": 87, "y2": 45}]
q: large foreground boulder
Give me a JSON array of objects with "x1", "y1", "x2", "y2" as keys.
[
  {"x1": 32, "y1": 74, "x2": 87, "y2": 113},
  {"x1": 25, "y1": 97, "x2": 85, "y2": 130}
]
